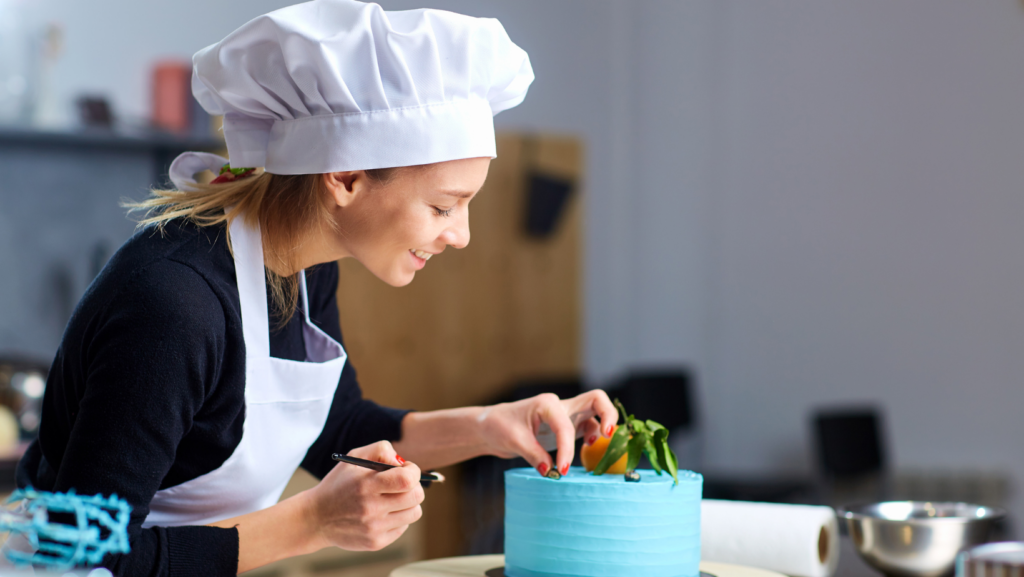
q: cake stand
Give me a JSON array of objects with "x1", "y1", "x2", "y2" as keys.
[{"x1": 390, "y1": 554, "x2": 789, "y2": 577}]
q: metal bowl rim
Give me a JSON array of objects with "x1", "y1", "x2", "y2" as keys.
[
  {"x1": 837, "y1": 501, "x2": 1007, "y2": 522},
  {"x1": 960, "y1": 541, "x2": 1024, "y2": 564}
]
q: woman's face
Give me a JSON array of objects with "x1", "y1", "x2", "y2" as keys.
[{"x1": 326, "y1": 157, "x2": 491, "y2": 287}]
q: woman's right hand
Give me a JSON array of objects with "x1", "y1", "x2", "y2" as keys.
[{"x1": 307, "y1": 440, "x2": 425, "y2": 551}]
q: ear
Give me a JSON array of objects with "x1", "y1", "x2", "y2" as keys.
[{"x1": 322, "y1": 171, "x2": 366, "y2": 208}]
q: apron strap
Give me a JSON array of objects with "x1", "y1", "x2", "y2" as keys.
[
  {"x1": 228, "y1": 214, "x2": 271, "y2": 357},
  {"x1": 228, "y1": 213, "x2": 314, "y2": 357},
  {"x1": 298, "y1": 271, "x2": 310, "y2": 322}
]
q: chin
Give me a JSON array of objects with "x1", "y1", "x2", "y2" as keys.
[
  {"x1": 378, "y1": 269, "x2": 416, "y2": 287},
  {"x1": 359, "y1": 257, "x2": 417, "y2": 287}
]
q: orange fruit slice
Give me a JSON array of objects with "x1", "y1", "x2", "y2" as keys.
[{"x1": 580, "y1": 425, "x2": 628, "y2": 474}]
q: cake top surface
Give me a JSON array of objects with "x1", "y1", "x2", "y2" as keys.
[{"x1": 506, "y1": 466, "x2": 702, "y2": 486}]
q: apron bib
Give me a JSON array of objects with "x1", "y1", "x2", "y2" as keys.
[{"x1": 143, "y1": 215, "x2": 347, "y2": 528}]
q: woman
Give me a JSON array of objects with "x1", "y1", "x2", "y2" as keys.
[{"x1": 16, "y1": 1, "x2": 617, "y2": 575}]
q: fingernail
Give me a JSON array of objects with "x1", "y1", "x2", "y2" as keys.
[
  {"x1": 537, "y1": 463, "x2": 548, "y2": 476},
  {"x1": 559, "y1": 464, "x2": 569, "y2": 476},
  {"x1": 396, "y1": 455, "x2": 406, "y2": 464},
  {"x1": 605, "y1": 426, "x2": 614, "y2": 437},
  {"x1": 586, "y1": 435, "x2": 597, "y2": 446}
]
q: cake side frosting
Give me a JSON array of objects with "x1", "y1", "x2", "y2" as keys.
[{"x1": 504, "y1": 466, "x2": 702, "y2": 577}]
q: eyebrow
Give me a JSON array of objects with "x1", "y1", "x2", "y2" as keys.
[{"x1": 440, "y1": 189, "x2": 475, "y2": 199}]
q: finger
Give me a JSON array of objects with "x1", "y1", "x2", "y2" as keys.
[
  {"x1": 380, "y1": 482, "x2": 425, "y2": 511},
  {"x1": 380, "y1": 523, "x2": 410, "y2": 545},
  {"x1": 582, "y1": 389, "x2": 618, "y2": 438},
  {"x1": 536, "y1": 396, "x2": 577, "y2": 476},
  {"x1": 348, "y1": 440, "x2": 401, "y2": 466},
  {"x1": 580, "y1": 417, "x2": 602, "y2": 446},
  {"x1": 561, "y1": 390, "x2": 618, "y2": 438},
  {"x1": 386, "y1": 504, "x2": 424, "y2": 527},
  {"x1": 368, "y1": 523, "x2": 410, "y2": 551},
  {"x1": 374, "y1": 462, "x2": 422, "y2": 494},
  {"x1": 511, "y1": 427, "x2": 555, "y2": 476}
]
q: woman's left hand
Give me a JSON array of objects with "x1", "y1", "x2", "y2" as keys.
[{"x1": 477, "y1": 389, "x2": 618, "y2": 477}]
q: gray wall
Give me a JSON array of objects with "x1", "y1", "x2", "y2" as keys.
[
  {"x1": 24, "y1": 0, "x2": 1024, "y2": 519},
  {"x1": 0, "y1": 138, "x2": 152, "y2": 358},
  {"x1": 639, "y1": 0, "x2": 1024, "y2": 521},
  {"x1": 701, "y1": 1, "x2": 1024, "y2": 476}
]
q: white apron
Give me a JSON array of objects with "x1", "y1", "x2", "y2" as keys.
[{"x1": 143, "y1": 214, "x2": 347, "y2": 528}]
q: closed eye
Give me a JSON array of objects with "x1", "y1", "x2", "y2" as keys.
[{"x1": 434, "y1": 206, "x2": 454, "y2": 217}]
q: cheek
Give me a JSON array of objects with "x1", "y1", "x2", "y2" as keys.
[
  {"x1": 374, "y1": 210, "x2": 440, "y2": 286},
  {"x1": 339, "y1": 191, "x2": 446, "y2": 285},
  {"x1": 347, "y1": 197, "x2": 407, "y2": 245},
  {"x1": 355, "y1": 203, "x2": 436, "y2": 264},
  {"x1": 379, "y1": 208, "x2": 433, "y2": 252}
]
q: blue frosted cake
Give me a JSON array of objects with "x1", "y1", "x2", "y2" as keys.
[{"x1": 504, "y1": 466, "x2": 702, "y2": 577}]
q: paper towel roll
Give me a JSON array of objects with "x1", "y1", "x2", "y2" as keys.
[{"x1": 701, "y1": 500, "x2": 840, "y2": 577}]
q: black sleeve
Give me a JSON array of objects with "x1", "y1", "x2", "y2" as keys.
[
  {"x1": 301, "y1": 262, "x2": 412, "y2": 479},
  {"x1": 46, "y1": 260, "x2": 238, "y2": 576}
]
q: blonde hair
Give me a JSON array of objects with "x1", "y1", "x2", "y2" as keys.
[{"x1": 126, "y1": 167, "x2": 399, "y2": 328}]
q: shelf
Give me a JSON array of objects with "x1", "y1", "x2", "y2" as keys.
[{"x1": 0, "y1": 125, "x2": 224, "y2": 153}]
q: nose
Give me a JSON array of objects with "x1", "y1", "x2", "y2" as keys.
[{"x1": 441, "y1": 210, "x2": 470, "y2": 249}]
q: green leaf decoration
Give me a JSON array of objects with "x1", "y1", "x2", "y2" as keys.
[
  {"x1": 666, "y1": 445, "x2": 679, "y2": 483},
  {"x1": 219, "y1": 164, "x2": 255, "y2": 176},
  {"x1": 626, "y1": 434, "x2": 645, "y2": 472},
  {"x1": 592, "y1": 424, "x2": 630, "y2": 475},
  {"x1": 646, "y1": 420, "x2": 666, "y2": 433},
  {"x1": 643, "y1": 441, "x2": 663, "y2": 475},
  {"x1": 614, "y1": 399, "x2": 630, "y2": 424},
  {"x1": 625, "y1": 419, "x2": 650, "y2": 473},
  {"x1": 652, "y1": 428, "x2": 678, "y2": 484},
  {"x1": 591, "y1": 400, "x2": 681, "y2": 484},
  {"x1": 630, "y1": 419, "x2": 650, "y2": 440},
  {"x1": 630, "y1": 422, "x2": 647, "y2": 448}
]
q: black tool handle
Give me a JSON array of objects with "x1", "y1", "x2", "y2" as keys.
[
  {"x1": 331, "y1": 453, "x2": 443, "y2": 487},
  {"x1": 331, "y1": 453, "x2": 394, "y2": 472}
]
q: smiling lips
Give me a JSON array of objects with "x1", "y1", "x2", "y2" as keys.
[{"x1": 410, "y1": 249, "x2": 434, "y2": 261}]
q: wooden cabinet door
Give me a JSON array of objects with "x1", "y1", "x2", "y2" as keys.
[{"x1": 335, "y1": 134, "x2": 583, "y2": 559}]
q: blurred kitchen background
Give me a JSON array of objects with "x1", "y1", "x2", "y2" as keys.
[{"x1": 2, "y1": 0, "x2": 1024, "y2": 575}]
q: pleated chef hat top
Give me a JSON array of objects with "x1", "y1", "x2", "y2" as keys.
[{"x1": 190, "y1": 0, "x2": 534, "y2": 175}]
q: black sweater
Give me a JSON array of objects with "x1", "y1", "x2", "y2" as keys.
[{"x1": 16, "y1": 218, "x2": 409, "y2": 576}]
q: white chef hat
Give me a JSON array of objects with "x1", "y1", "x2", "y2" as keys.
[{"x1": 180, "y1": 0, "x2": 533, "y2": 178}]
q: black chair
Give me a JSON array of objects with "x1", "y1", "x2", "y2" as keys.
[
  {"x1": 811, "y1": 405, "x2": 888, "y2": 505},
  {"x1": 813, "y1": 407, "x2": 886, "y2": 478},
  {"x1": 606, "y1": 369, "x2": 695, "y2": 432},
  {"x1": 608, "y1": 368, "x2": 815, "y2": 504}
]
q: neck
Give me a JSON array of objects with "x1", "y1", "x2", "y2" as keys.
[{"x1": 262, "y1": 229, "x2": 350, "y2": 277}]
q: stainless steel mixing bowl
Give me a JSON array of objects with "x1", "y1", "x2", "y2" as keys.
[{"x1": 838, "y1": 502, "x2": 1005, "y2": 577}]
